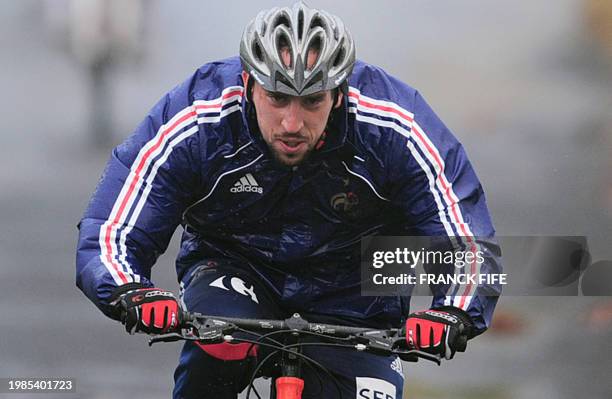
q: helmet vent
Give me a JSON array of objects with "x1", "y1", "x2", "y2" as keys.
[
  {"x1": 275, "y1": 71, "x2": 293, "y2": 89},
  {"x1": 304, "y1": 71, "x2": 323, "y2": 91},
  {"x1": 276, "y1": 34, "x2": 293, "y2": 68},
  {"x1": 304, "y1": 34, "x2": 322, "y2": 70},
  {"x1": 274, "y1": 14, "x2": 291, "y2": 29},
  {"x1": 310, "y1": 15, "x2": 323, "y2": 30},
  {"x1": 297, "y1": 9, "x2": 304, "y2": 41},
  {"x1": 252, "y1": 41, "x2": 264, "y2": 63},
  {"x1": 309, "y1": 35, "x2": 322, "y2": 54},
  {"x1": 333, "y1": 47, "x2": 345, "y2": 67}
]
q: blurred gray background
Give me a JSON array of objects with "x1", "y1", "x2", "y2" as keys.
[{"x1": 1, "y1": 0, "x2": 611, "y2": 398}]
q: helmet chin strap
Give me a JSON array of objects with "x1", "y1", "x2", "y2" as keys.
[
  {"x1": 315, "y1": 130, "x2": 327, "y2": 150},
  {"x1": 315, "y1": 88, "x2": 340, "y2": 151},
  {"x1": 245, "y1": 75, "x2": 255, "y2": 103},
  {"x1": 244, "y1": 75, "x2": 261, "y2": 138}
]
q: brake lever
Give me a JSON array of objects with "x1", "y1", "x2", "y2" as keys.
[
  {"x1": 394, "y1": 348, "x2": 442, "y2": 365},
  {"x1": 148, "y1": 328, "x2": 228, "y2": 346},
  {"x1": 390, "y1": 336, "x2": 442, "y2": 365},
  {"x1": 148, "y1": 332, "x2": 189, "y2": 346},
  {"x1": 397, "y1": 352, "x2": 419, "y2": 363},
  {"x1": 148, "y1": 317, "x2": 233, "y2": 347}
]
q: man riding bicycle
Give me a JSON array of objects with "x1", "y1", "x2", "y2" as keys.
[{"x1": 76, "y1": 3, "x2": 502, "y2": 398}]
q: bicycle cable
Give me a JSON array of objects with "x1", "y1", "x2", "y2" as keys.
[
  {"x1": 236, "y1": 328, "x2": 286, "y2": 399},
  {"x1": 246, "y1": 348, "x2": 341, "y2": 399},
  {"x1": 238, "y1": 328, "x2": 346, "y2": 399},
  {"x1": 230, "y1": 335, "x2": 345, "y2": 399},
  {"x1": 235, "y1": 324, "x2": 401, "y2": 398}
]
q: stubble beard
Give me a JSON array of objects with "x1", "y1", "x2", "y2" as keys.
[{"x1": 268, "y1": 142, "x2": 314, "y2": 167}]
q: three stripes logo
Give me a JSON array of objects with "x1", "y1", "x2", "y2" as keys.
[{"x1": 230, "y1": 173, "x2": 263, "y2": 194}]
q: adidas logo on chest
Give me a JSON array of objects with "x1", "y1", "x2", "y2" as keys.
[{"x1": 230, "y1": 173, "x2": 263, "y2": 194}]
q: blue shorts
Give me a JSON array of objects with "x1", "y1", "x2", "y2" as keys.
[{"x1": 173, "y1": 261, "x2": 404, "y2": 399}]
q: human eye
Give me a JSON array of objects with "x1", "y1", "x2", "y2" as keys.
[
  {"x1": 267, "y1": 92, "x2": 289, "y2": 105},
  {"x1": 302, "y1": 94, "x2": 326, "y2": 108}
]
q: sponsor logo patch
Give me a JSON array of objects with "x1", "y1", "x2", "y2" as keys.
[
  {"x1": 390, "y1": 357, "x2": 403, "y2": 379},
  {"x1": 355, "y1": 377, "x2": 396, "y2": 399},
  {"x1": 230, "y1": 173, "x2": 263, "y2": 194},
  {"x1": 331, "y1": 191, "x2": 359, "y2": 212},
  {"x1": 209, "y1": 276, "x2": 259, "y2": 304},
  {"x1": 425, "y1": 310, "x2": 458, "y2": 323}
]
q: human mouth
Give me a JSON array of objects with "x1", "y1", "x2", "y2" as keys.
[{"x1": 276, "y1": 137, "x2": 307, "y2": 154}]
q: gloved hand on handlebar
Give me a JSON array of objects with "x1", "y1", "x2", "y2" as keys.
[
  {"x1": 113, "y1": 287, "x2": 181, "y2": 334},
  {"x1": 404, "y1": 306, "x2": 474, "y2": 360}
]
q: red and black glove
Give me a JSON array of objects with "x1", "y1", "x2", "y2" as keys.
[
  {"x1": 115, "y1": 288, "x2": 181, "y2": 334},
  {"x1": 405, "y1": 307, "x2": 473, "y2": 360}
]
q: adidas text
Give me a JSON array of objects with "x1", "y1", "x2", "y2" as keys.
[
  {"x1": 231, "y1": 185, "x2": 263, "y2": 194},
  {"x1": 231, "y1": 173, "x2": 263, "y2": 194}
]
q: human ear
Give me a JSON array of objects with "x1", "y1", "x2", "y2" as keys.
[
  {"x1": 334, "y1": 91, "x2": 344, "y2": 109},
  {"x1": 241, "y1": 71, "x2": 251, "y2": 102}
]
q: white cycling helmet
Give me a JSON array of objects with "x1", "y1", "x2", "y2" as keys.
[{"x1": 240, "y1": 2, "x2": 355, "y2": 96}]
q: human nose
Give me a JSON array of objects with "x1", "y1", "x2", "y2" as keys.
[{"x1": 281, "y1": 100, "x2": 305, "y2": 133}]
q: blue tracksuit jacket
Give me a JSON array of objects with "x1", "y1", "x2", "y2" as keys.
[{"x1": 76, "y1": 56, "x2": 501, "y2": 333}]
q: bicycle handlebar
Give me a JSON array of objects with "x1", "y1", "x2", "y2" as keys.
[{"x1": 148, "y1": 312, "x2": 442, "y2": 365}]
